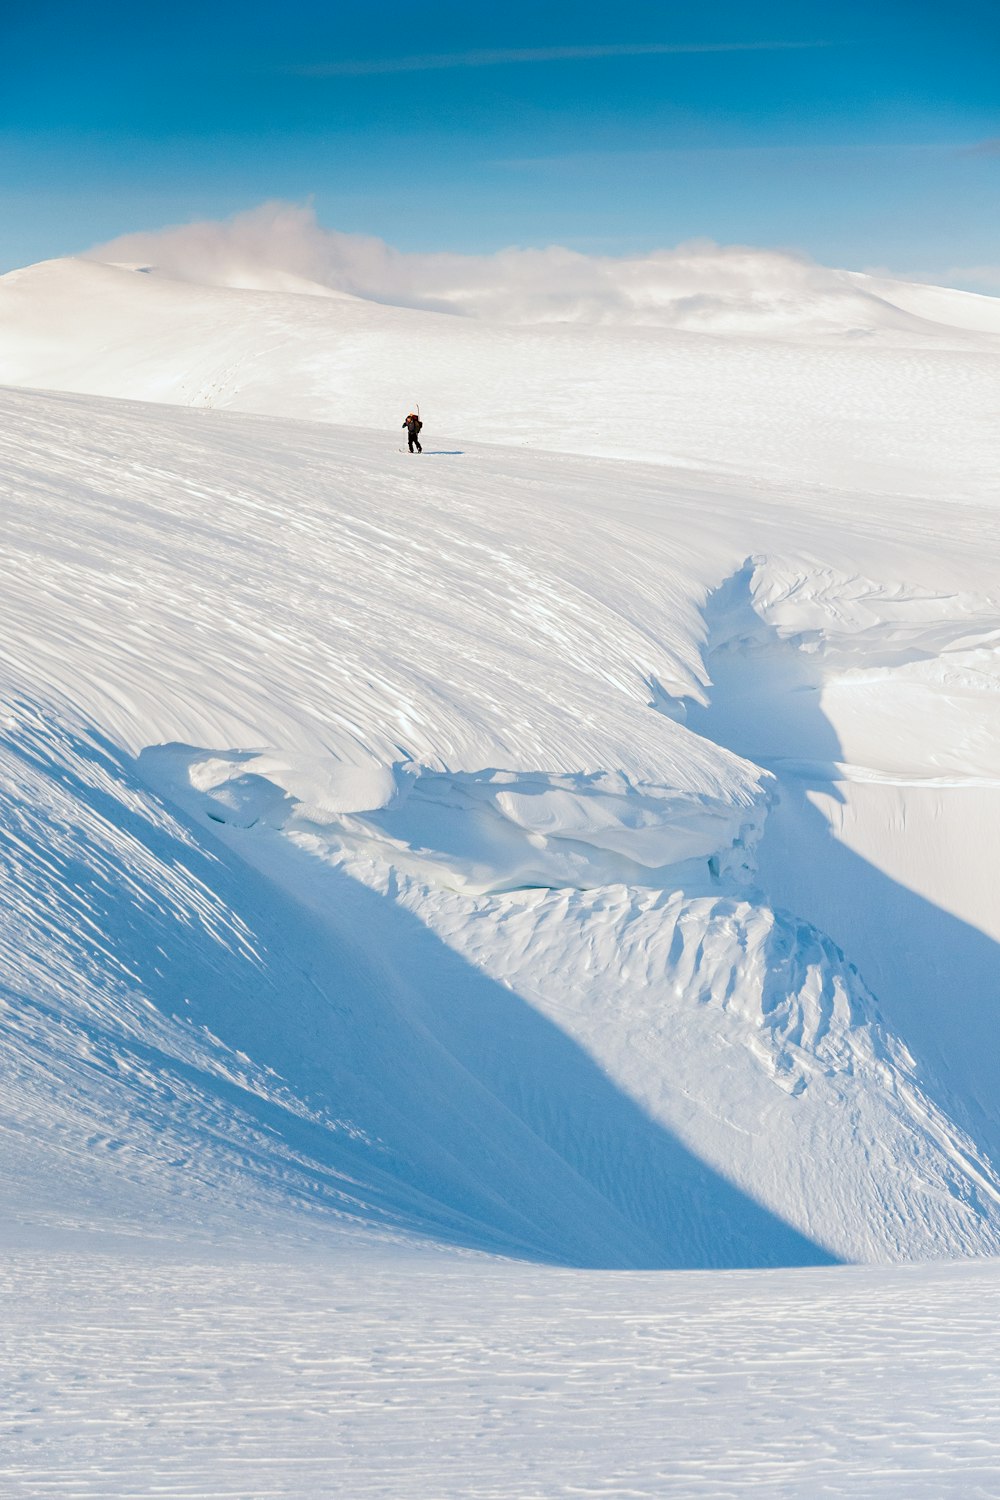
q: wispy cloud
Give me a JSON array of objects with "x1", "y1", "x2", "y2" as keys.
[
  {"x1": 959, "y1": 138, "x2": 1000, "y2": 156},
  {"x1": 495, "y1": 142, "x2": 944, "y2": 170},
  {"x1": 292, "y1": 40, "x2": 832, "y2": 79}
]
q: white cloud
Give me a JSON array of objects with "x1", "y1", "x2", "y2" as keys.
[{"x1": 86, "y1": 201, "x2": 879, "y2": 334}]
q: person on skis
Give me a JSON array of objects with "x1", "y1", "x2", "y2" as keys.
[{"x1": 403, "y1": 412, "x2": 423, "y2": 453}]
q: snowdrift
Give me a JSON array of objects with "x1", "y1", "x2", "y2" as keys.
[{"x1": 3, "y1": 376, "x2": 1000, "y2": 1266}]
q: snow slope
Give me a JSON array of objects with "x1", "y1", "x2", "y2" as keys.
[
  {"x1": 3, "y1": 244, "x2": 1000, "y2": 1493},
  {"x1": 3, "y1": 254, "x2": 1000, "y2": 496},
  {"x1": 4, "y1": 377, "x2": 1000, "y2": 1268}
]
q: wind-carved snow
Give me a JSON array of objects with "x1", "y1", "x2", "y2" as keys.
[
  {"x1": 140, "y1": 549, "x2": 1000, "y2": 1264},
  {"x1": 156, "y1": 749, "x2": 764, "y2": 894},
  {"x1": 3, "y1": 378, "x2": 1000, "y2": 1270},
  {"x1": 419, "y1": 884, "x2": 1000, "y2": 1262},
  {"x1": 144, "y1": 724, "x2": 1000, "y2": 1264},
  {"x1": 689, "y1": 555, "x2": 1000, "y2": 1193},
  {"x1": 1, "y1": 695, "x2": 830, "y2": 1270},
  {"x1": 113, "y1": 523, "x2": 1000, "y2": 1264},
  {"x1": 0, "y1": 701, "x2": 401, "y2": 1245}
]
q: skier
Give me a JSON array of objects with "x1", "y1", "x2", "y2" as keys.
[{"x1": 402, "y1": 412, "x2": 423, "y2": 453}]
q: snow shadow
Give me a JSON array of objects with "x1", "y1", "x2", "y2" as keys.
[
  {"x1": 688, "y1": 564, "x2": 1000, "y2": 1175},
  {"x1": 216, "y1": 825, "x2": 838, "y2": 1270},
  {"x1": 1, "y1": 707, "x2": 837, "y2": 1270}
]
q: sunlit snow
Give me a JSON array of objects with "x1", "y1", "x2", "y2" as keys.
[{"x1": 2, "y1": 238, "x2": 1000, "y2": 1496}]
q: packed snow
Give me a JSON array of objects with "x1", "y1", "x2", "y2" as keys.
[{"x1": 2, "y1": 230, "x2": 1000, "y2": 1495}]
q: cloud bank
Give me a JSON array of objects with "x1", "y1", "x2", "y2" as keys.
[{"x1": 86, "y1": 201, "x2": 915, "y2": 335}]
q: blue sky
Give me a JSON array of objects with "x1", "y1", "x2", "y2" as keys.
[{"x1": 3, "y1": 0, "x2": 999, "y2": 283}]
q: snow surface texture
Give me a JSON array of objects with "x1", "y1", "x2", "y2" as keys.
[
  {"x1": 4, "y1": 1243, "x2": 1000, "y2": 1500},
  {"x1": 5, "y1": 382, "x2": 1000, "y2": 1266},
  {"x1": 3, "y1": 239, "x2": 1000, "y2": 1494}
]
